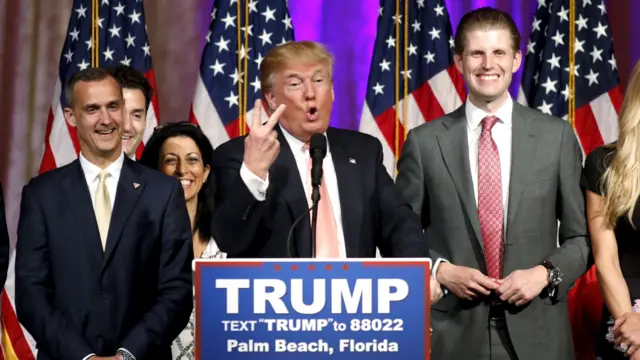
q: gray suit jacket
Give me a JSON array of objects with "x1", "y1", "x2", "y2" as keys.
[{"x1": 396, "y1": 103, "x2": 589, "y2": 360}]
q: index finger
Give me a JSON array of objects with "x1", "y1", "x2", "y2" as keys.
[
  {"x1": 264, "y1": 103, "x2": 286, "y2": 130},
  {"x1": 251, "y1": 99, "x2": 263, "y2": 130},
  {"x1": 473, "y1": 271, "x2": 500, "y2": 290}
]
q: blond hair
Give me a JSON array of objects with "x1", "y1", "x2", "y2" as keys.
[
  {"x1": 601, "y1": 61, "x2": 640, "y2": 228},
  {"x1": 259, "y1": 41, "x2": 334, "y2": 94},
  {"x1": 454, "y1": 7, "x2": 521, "y2": 54}
]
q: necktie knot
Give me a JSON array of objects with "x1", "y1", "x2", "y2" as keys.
[
  {"x1": 481, "y1": 116, "x2": 499, "y2": 132},
  {"x1": 97, "y1": 170, "x2": 110, "y2": 183}
]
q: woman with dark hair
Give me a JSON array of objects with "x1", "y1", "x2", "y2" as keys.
[{"x1": 140, "y1": 121, "x2": 224, "y2": 359}]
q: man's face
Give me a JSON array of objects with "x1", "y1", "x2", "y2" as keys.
[
  {"x1": 265, "y1": 60, "x2": 334, "y2": 142},
  {"x1": 454, "y1": 28, "x2": 521, "y2": 107},
  {"x1": 64, "y1": 77, "x2": 124, "y2": 161},
  {"x1": 121, "y1": 88, "x2": 147, "y2": 158}
]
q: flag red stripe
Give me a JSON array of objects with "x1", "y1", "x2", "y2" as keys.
[
  {"x1": 1, "y1": 292, "x2": 34, "y2": 360},
  {"x1": 446, "y1": 65, "x2": 467, "y2": 102},
  {"x1": 412, "y1": 82, "x2": 446, "y2": 122},
  {"x1": 574, "y1": 105, "x2": 605, "y2": 155}
]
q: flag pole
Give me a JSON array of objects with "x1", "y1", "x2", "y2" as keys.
[
  {"x1": 92, "y1": 0, "x2": 99, "y2": 67},
  {"x1": 402, "y1": 0, "x2": 409, "y2": 140},
  {"x1": 568, "y1": 0, "x2": 575, "y2": 128},
  {"x1": 394, "y1": 0, "x2": 400, "y2": 167},
  {"x1": 236, "y1": 0, "x2": 244, "y2": 136},
  {"x1": 243, "y1": 0, "x2": 250, "y2": 134}
]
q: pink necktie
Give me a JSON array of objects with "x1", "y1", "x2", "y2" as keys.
[
  {"x1": 304, "y1": 143, "x2": 340, "y2": 258},
  {"x1": 477, "y1": 116, "x2": 504, "y2": 279}
]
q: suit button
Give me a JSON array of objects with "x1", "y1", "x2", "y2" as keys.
[{"x1": 101, "y1": 291, "x2": 108, "y2": 299}]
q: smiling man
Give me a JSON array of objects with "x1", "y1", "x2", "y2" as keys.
[
  {"x1": 109, "y1": 65, "x2": 154, "y2": 160},
  {"x1": 395, "y1": 7, "x2": 589, "y2": 360},
  {"x1": 15, "y1": 67, "x2": 193, "y2": 360},
  {"x1": 210, "y1": 41, "x2": 442, "y2": 304}
]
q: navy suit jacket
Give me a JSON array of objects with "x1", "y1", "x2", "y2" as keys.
[
  {"x1": 15, "y1": 157, "x2": 193, "y2": 360},
  {"x1": 0, "y1": 182, "x2": 10, "y2": 289},
  {"x1": 211, "y1": 126, "x2": 428, "y2": 258}
]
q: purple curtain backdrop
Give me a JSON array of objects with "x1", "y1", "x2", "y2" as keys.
[{"x1": 209, "y1": 0, "x2": 629, "y2": 131}]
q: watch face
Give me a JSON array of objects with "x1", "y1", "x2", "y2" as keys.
[{"x1": 550, "y1": 269, "x2": 563, "y2": 285}]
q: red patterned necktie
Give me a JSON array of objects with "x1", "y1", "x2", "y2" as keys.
[{"x1": 477, "y1": 115, "x2": 504, "y2": 279}]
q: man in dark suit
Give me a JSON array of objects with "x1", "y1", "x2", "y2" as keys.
[
  {"x1": 15, "y1": 68, "x2": 193, "y2": 360},
  {"x1": 0, "y1": 181, "x2": 10, "y2": 288},
  {"x1": 395, "y1": 7, "x2": 590, "y2": 360},
  {"x1": 211, "y1": 40, "x2": 442, "y2": 302}
]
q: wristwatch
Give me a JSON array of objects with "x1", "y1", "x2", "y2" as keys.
[
  {"x1": 541, "y1": 260, "x2": 563, "y2": 287},
  {"x1": 118, "y1": 350, "x2": 135, "y2": 360}
]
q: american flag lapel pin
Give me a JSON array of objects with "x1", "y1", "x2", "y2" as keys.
[
  {"x1": 349, "y1": 158, "x2": 356, "y2": 164},
  {"x1": 133, "y1": 182, "x2": 140, "y2": 189}
]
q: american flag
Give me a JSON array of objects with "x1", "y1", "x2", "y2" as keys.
[
  {"x1": 1, "y1": 0, "x2": 159, "y2": 358},
  {"x1": 358, "y1": 0, "x2": 466, "y2": 177},
  {"x1": 189, "y1": 0, "x2": 295, "y2": 148},
  {"x1": 517, "y1": 1, "x2": 622, "y2": 359}
]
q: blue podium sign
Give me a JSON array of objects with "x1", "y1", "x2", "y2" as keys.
[{"x1": 194, "y1": 258, "x2": 431, "y2": 360}]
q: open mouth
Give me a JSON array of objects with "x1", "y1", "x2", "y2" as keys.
[
  {"x1": 307, "y1": 106, "x2": 318, "y2": 120},
  {"x1": 122, "y1": 135, "x2": 132, "y2": 140},
  {"x1": 478, "y1": 74, "x2": 499, "y2": 80},
  {"x1": 96, "y1": 129, "x2": 115, "y2": 136},
  {"x1": 180, "y1": 179, "x2": 193, "y2": 188}
]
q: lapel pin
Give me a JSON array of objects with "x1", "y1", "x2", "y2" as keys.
[
  {"x1": 349, "y1": 158, "x2": 356, "y2": 164},
  {"x1": 133, "y1": 182, "x2": 140, "y2": 189}
]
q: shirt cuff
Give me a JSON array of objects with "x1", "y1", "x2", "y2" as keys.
[
  {"x1": 118, "y1": 348, "x2": 136, "y2": 359},
  {"x1": 240, "y1": 162, "x2": 269, "y2": 201},
  {"x1": 432, "y1": 258, "x2": 449, "y2": 296},
  {"x1": 82, "y1": 354, "x2": 96, "y2": 360}
]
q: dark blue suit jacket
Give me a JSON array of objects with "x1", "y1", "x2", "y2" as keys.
[
  {"x1": 211, "y1": 126, "x2": 428, "y2": 258},
  {"x1": 15, "y1": 157, "x2": 193, "y2": 360}
]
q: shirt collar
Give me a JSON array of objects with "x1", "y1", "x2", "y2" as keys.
[
  {"x1": 279, "y1": 125, "x2": 330, "y2": 155},
  {"x1": 465, "y1": 94, "x2": 513, "y2": 131},
  {"x1": 79, "y1": 151, "x2": 125, "y2": 182}
]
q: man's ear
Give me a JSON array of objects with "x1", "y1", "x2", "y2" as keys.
[
  {"x1": 264, "y1": 92, "x2": 277, "y2": 112},
  {"x1": 64, "y1": 107, "x2": 77, "y2": 128}
]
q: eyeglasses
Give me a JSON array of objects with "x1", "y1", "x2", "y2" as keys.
[{"x1": 153, "y1": 121, "x2": 200, "y2": 133}]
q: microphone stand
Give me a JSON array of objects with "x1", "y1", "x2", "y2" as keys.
[{"x1": 310, "y1": 185, "x2": 321, "y2": 258}]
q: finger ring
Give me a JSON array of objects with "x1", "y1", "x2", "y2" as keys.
[{"x1": 621, "y1": 343, "x2": 629, "y2": 352}]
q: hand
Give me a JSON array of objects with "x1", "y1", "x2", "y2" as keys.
[
  {"x1": 436, "y1": 262, "x2": 500, "y2": 300},
  {"x1": 243, "y1": 99, "x2": 287, "y2": 180},
  {"x1": 614, "y1": 312, "x2": 640, "y2": 356},
  {"x1": 496, "y1": 266, "x2": 548, "y2": 306},
  {"x1": 430, "y1": 276, "x2": 443, "y2": 304}
]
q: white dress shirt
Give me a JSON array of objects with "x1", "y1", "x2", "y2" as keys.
[
  {"x1": 466, "y1": 95, "x2": 513, "y2": 230},
  {"x1": 240, "y1": 127, "x2": 347, "y2": 258},
  {"x1": 79, "y1": 152, "x2": 124, "y2": 209},
  {"x1": 78, "y1": 152, "x2": 136, "y2": 360}
]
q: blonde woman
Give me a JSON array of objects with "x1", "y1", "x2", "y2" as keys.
[{"x1": 584, "y1": 61, "x2": 640, "y2": 360}]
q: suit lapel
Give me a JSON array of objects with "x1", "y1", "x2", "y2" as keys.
[
  {"x1": 505, "y1": 104, "x2": 539, "y2": 244},
  {"x1": 102, "y1": 158, "x2": 144, "y2": 269},
  {"x1": 272, "y1": 126, "x2": 312, "y2": 257},
  {"x1": 62, "y1": 160, "x2": 104, "y2": 264},
  {"x1": 436, "y1": 107, "x2": 483, "y2": 247},
  {"x1": 327, "y1": 129, "x2": 362, "y2": 257}
]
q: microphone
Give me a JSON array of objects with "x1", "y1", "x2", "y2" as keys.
[
  {"x1": 284, "y1": 134, "x2": 327, "y2": 258},
  {"x1": 308, "y1": 134, "x2": 327, "y2": 258}
]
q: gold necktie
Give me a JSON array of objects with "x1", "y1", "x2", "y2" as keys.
[{"x1": 95, "y1": 171, "x2": 111, "y2": 250}]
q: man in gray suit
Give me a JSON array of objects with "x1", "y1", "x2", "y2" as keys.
[{"x1": 395, "y1": 7, "x2": 589, "y2": 360}]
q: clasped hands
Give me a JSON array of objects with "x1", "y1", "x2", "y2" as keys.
[
  {"x1": 613, "y1": 312, "x2": 640, "y2": 358},
  {"x1": 435, "y1": 262, "x2": 549, "y2": 306}
]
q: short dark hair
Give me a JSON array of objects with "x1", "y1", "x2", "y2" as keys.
[
  {"x1": 65, "y1": 67, "x2": 120, "y2": 108},
  {"x1": 454, "y1": 7, "x2": 521, "y2": 54},
  {"x1": 108, "y1": 65, "x2": 154, "y2": 110},
  {"x1": 139, "y1": 122, "x2": 215, "y2": 243}
]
